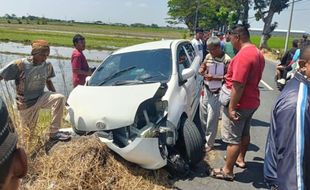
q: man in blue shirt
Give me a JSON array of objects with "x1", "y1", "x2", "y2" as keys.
[{"x1": 264, "y1": 45, "x2": 310, "y2": 190}]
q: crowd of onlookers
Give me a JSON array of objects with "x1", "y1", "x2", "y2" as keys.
[
  {"x1": 0, "y1": 24, "x2": 310, "y2": 189},
  {"x1": 192, "y1": 26, "x2": 310, "y2": 189},
  {"x1": 192, "y1": 25, "x2": 265, "y2": 181}
]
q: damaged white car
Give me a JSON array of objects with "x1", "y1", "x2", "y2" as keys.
[{"x1": 66, "y1": 40, "x2": 204, "y2": 171}]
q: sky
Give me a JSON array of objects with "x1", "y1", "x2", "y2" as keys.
[{"x1": 0, "y1": 0, "x2": 309, "y2": 32}]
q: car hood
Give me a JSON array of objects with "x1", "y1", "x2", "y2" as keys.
[{"x1": 67, "y1": 83, "x2": 161, "y2": 131}]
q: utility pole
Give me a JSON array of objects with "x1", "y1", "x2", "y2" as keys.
[{"x1": 284, "y1": 0, "x2": 295, "y2": 52}]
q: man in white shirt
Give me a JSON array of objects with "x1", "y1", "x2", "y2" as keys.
[
  {"x1": 199, "y1": 36, "x2": 231, "y2": 152},
  {"x1": 191, "y1": 28, "x2": 204, "y2": 62}
]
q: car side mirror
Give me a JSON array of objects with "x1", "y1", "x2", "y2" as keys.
[{"x1": 181, "y1": 68, "x2": 195, "y2": 81}]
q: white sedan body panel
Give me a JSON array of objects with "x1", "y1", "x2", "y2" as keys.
[
  {"x1": 66, "y1": 40, "x2": 203, "y2": 169},
  {"x1": 67, "y1": 83, "x2": 161, "y2": 131},
  {"x1": 100, "y1": 137, "x2": 166, "y2": 169}
]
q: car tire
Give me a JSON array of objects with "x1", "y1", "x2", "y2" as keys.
[
  {"x1": 193, "y1": 106, "x2": 205, "y2": 142},
  {"x1": 179, "y1": 118, "x2": 204, "y2": 166}
]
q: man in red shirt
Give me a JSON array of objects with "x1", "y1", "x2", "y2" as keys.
[
  {"x1": 71, "y1": 34, "x2": 93, "y2": 87},
  {"x1": 211, "y1": 24, "x2": 265, "y2": 180}
]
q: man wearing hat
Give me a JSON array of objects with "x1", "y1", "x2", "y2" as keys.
[
  {"x1": 0, "y1": 39, "x2": 70, "y2": 143},
  {"x1": 0, "y1": 97, "x2": 27, "y2": 190},
  {"x1": 191, "y1": 28, "x2": 204, "y2": 62}
]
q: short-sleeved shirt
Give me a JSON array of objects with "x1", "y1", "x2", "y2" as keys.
[
  {"x1": 0, "y1": 58, "x2": 55, "y2": 110},
  {"x1": 224, "y1": 42, "x2": 236, "y2": 59},
  {"x1": 191, "y1": 38, "x2": 204, "y2": 61},
  {"x1": 201, "y1": 53, "x2": 231, "y2": 91},
  {"x1": 71, "y1": 49, "x2": 89, "y2": 87},
  {"x1": 225, "y1": 45, "x2": 265, "y2": 109}
]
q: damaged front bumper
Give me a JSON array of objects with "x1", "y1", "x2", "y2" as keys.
[{"x1": 99, "y1": 136, "x2": 167, "y2": 169}]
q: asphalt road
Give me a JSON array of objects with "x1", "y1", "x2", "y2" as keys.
[{"x1": 174, "y1": 58, "x2": 280, "y2": 190}]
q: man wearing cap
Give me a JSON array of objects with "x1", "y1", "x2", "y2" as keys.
[
  {"x1": 71, "y1": 34, "x2": 93, "y2": 88},
  {"x1": 191, "y1": 28, "x2": 204, "y2": 62},
  {"x1": 0, "y1": 97, "x2": 27, "y2": 190},
  {"x1": 0, "y1": 39, "x2": 71, "y2": 143}
]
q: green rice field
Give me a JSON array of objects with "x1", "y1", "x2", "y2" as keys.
[{"x1": 0, "y1": 20, "x2": 294, "y2": 51}]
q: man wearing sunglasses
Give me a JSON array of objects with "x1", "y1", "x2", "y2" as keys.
[
  {"x1": 0, "y1": 97, "x2": 27, "y2": 190},
  {"x1": 0, "y1": 40, "x2": 71, "y2": 144},
  {"x1": 264, "y1": 45, "x2": 310, "y2": 190}
]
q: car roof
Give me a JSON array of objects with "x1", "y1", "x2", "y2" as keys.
[{"x1": 113, "y1": 39, "x2": 188, "y2": 55}]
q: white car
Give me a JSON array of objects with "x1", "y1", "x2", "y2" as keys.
[{"x1": 66, "y1": 40, "x2": 204, "y2": 171}]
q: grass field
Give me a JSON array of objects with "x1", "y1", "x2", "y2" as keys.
[
  {"x1": 0, "y1": 21, "x2": 293, "y2": 51},
  {"x1": 251, "y1": 35, "x2": 294, "y2": 51},
  {"x1": 0, "y1": 21, "x2": 188, "y2": 50}
]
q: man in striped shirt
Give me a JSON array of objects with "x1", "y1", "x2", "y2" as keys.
[{"x1": 264, "y1": 45, "x2": 310, "y2": 190}]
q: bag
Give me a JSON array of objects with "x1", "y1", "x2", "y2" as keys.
[{"x1": 219, "y1": 84, "x2": 231, "y2": 107}]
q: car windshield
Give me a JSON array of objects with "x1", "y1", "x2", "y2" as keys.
[{"x1": 89, "y1": 49, "x2": 172, "y2": 86}]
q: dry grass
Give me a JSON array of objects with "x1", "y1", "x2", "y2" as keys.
[
  {"x1": 21, "y1": 136, "x2": 173, "y2": 190},
  {"x1": 0, "y1": 83, "x2": 173, "y2": 190},
  {"x1": 1, "y1": 50, "x2": 174, "y2": 190}
]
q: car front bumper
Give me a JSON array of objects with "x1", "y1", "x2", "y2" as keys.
[{"x1": 99, "y1": 136, "x2": 167, "y2": 169}]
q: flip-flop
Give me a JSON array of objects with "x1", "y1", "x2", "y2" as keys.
[
  {"x1": 210, "y1": 168, "x2": 235, "y2": 181},
  {"x1": 223, "y1": 155, "x2": 247, "y2": 169}
]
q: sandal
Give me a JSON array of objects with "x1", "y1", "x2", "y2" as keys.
[
  {"x1": 223, "y1": 155, "x2": 247, "y2": 169},
  {"x1": 210, "y1": 168, "x2": 235, "y2": 181}
]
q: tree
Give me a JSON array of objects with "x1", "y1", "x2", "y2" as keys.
[
  {"x1": 4, "y1": 14, "x2": 12, "y2": 19},
  {"x1": 167, "y1": 0, "x2": 240, "y2": 32},
  {"x1": 236, "y1": 0, "x2": 253, "y2": 25},
  {"x1": 167, "y1": 0, "x2": 198, "y2": 31},
  {"x1": 254, "y1": 0, "x2": 289, "y2": 49}
]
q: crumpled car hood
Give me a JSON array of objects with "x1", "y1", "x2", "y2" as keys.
[{"x1": 67, "y1": 83, "x2": 161, "y2": 131}]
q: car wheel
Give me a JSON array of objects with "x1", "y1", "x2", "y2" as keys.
[
  {"x1": 178, "y1": 118, "x2": 204, "y2": 166},
  {"x1": 193, "y1": 106, "x2": 205, "y2": 142}
]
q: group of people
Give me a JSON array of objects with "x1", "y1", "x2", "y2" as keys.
[
  {"x1": 0, "y1": 34, "x2": 93, "y2": 143},
  {"x1": 276, "y1": 33, "x2": 310, "y2": 91},
  {"x1": 0, "y1": 34, "x2": 93, "y2": 189},
  {"x1": 193, "y1": 25, "x2": 310, "y2": 190},
  {"x1": 192, "y1": 25, "x2": 265, "y2": 181},
  {"x1": 1, "y1": 24, "x2": 310, "y2": 189}
]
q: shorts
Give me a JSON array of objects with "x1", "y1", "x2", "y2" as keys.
[{"x1": 221, "y1": 107, "x2": 257, "y2": 144}]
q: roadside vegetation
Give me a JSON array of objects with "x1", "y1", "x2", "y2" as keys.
[
  {"x1": 0, "y1": 16, "x2": 188, "y2": 50},
  {"x1": 0, "y1": 16, "x2": 293, "y2": 54},
  {"x1": 0, "y1": 58, "x2": 173, "y2": 190}
]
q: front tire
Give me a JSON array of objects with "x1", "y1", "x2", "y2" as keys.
[{"x1": 178, "y1": 118, "x2": 204, "y2": 166}]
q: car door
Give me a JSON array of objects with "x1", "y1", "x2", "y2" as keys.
[
  {"x1": 177, "y1": 43, "x2": 199, "y2": 119},
  {"x1": 184, "y1": 43, "x2": 203, "y2": 118}
]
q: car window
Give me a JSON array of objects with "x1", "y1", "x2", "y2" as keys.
[
  {"x1": 177, "y1": 46, "x2": 191, "y2": 74},
  {"x1": 184, "y1": 43, "x2": 196, "y2": 62},
  {"x1": 89, "y1": 49, "x2": 172, "y2": 86}
]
